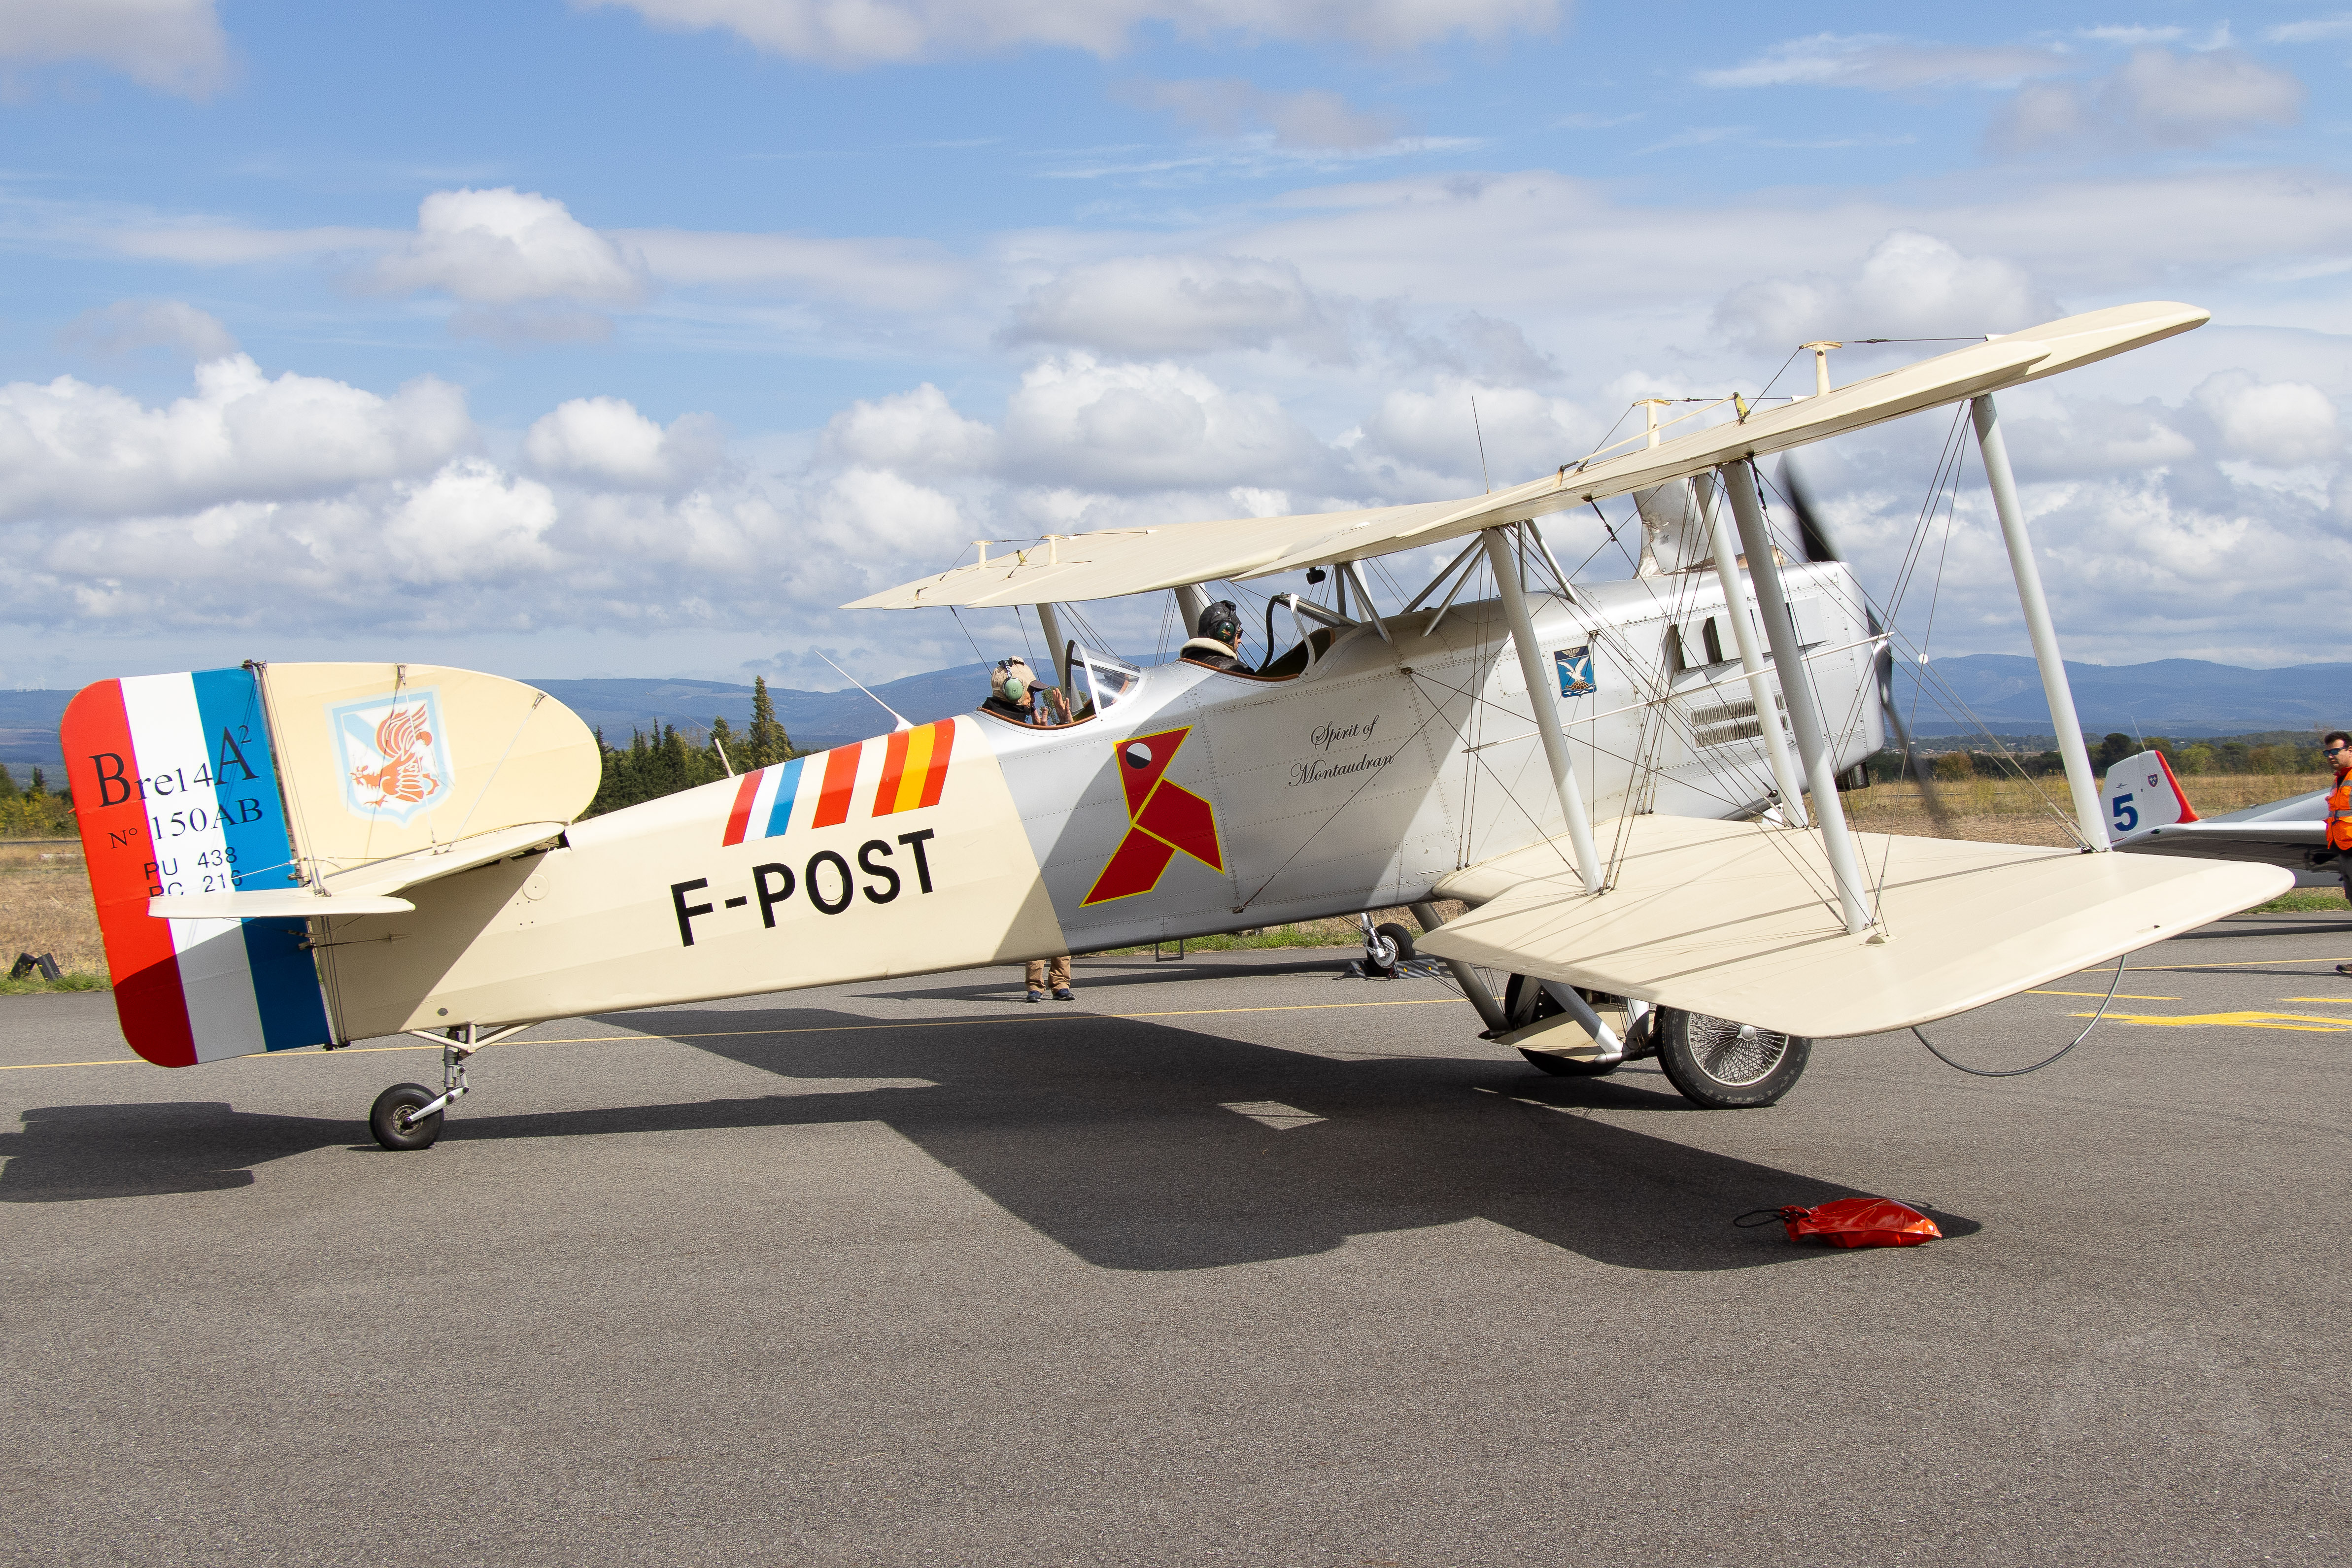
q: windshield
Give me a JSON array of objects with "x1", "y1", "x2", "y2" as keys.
[{"x1": 1072, "y1": 645, "x2": 1142, "y2": 716}]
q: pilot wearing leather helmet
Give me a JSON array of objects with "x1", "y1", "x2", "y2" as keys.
[{"x1": 1180, "y1": 601, "x2": 1247, "y2": 673}]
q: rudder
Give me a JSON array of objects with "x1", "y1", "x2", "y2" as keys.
[{"x1": 64, "y1": 668, "x2": 334, "y2": 1067}]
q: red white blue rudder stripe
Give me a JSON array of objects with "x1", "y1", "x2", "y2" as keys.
[{"x1": 64, "y1": 667, "x2": 334, "y2": 1067}]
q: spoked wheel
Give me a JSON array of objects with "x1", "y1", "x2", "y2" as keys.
[
  {"x1": 370, "y1": 1083, "x2": 443, "y2": 1151},
  {"x1": 1505, "y1": 974, "x2": 1622, "y2": 1078},
  {"x1": 1653, "y1": 1008, "x2": 1809, "y2": 1108}
]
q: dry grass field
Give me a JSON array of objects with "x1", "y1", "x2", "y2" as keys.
[
  {"x1": 1844, "y1": 770, "x2": 2334, "y2": 848},
  {"x1": 0, "y1": 839, "x2": 102, "y2": 983},
  {"x1": 0, "y1": 769, "x2": 2337, "y2": 989}
]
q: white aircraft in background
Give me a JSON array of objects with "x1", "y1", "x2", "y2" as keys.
[
  {"x1": 2104, "y1": 748, "x2": 2345, "y2": 896},
  {"x1": 59, "y1": 302, "x2": 2286, "y2": 1149}
]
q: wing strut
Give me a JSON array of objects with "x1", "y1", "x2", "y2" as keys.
[
  {"x1": 1695, "y1": 472, "x2": 1812, "y2": 831},
  {"x1": 1482, "y1": 525, "x2": 1604, "y2": 895},
  {"x1": 1972, "y1": 393, "x2": 2108, "y2": 851},
  {"x1": 1721, "y1": 462, "x2": 1876, "y2": 935}
]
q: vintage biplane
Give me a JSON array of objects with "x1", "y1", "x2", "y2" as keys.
[{"x1": 61, "y1": 301, "x2": 2289, "y2": 1148}]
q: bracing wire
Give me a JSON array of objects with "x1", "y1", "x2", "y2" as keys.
[
  {"x1": 948, "y1": 605, "x2": 988, "y2": 666},
  {"x1": 1913, "y1": 952, "x2": 2126, "y2": 1076}
]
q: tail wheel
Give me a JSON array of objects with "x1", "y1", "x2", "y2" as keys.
[
  {"x1": 1653, "y1": 1008, "x2": 1809, "y2": 1108},
  {"x1": 370, "y1": 1083, "x2": 443, "y2": 1151},
  {"x1": 1504, "y1": 974, "x2": 1622, "y2": 1078},
  {"x1": 1365, "y1": 920, "x2": 1416, "y2": 976}
]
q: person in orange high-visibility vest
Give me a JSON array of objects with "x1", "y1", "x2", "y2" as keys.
[
  {"x1": 2329, "y1": 730, "x2": 2352, "y2": 856},
  {"x1": 2328, "y1": 730, "x2": 2352, "y2": 975}
]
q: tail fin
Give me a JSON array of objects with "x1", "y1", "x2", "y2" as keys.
[
  {"x1": 62, "y1": 661, "x2": 599, "y2": 1066},
  {"x1": 64, "y1": 668, "x2": 333, "y2": 1067},
  {"x1": 2101, "y1": 748, "x2": 2199, "y2": 844}
]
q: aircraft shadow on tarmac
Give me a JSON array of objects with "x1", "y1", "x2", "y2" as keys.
[{"x1": 0, "y1": 1001, "x2": 1977, "y2": 1272}]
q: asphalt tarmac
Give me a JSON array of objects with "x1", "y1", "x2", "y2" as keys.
[{"x1": 3, "y1": 914, "x2": 2348, "y2": 1566}]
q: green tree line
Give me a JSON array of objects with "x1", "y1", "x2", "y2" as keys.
[
  {"x1": 583, "y1": 675, "x2": 799, "y2": 818},
  {"x1": 1872, "y1": 730, "x2": 2344, "y2": 784},
  {"x1": 0, "y1": 763, "x2": 74, "y2": 838}
]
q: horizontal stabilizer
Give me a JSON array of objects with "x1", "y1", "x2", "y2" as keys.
[
  {"x1": 318, "y1": 820, "x2": 568, "y2": 898},
  {"x1": 2113, "y1": 819, "x2": 2326, "y2": 870},
  {"x1": 259, "y1": 664, "x2": 596, "y2": 876},
  {"x1": 1419, "y1": 816, "x2": 2288, "y2": 1040},
  {"x1": 151, "y1": 890, "x2": 414, "y2": 918}
]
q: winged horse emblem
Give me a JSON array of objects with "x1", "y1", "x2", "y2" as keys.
[{"x1": 349, "y1": 704, "x2": 442, "y2": 809}]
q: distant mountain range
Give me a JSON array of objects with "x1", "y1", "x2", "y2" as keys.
[
  {"x1": 1888, "y1": 656, "x2": 2352, "y2": 739},
  {"x1": 4, "y1": 652, "x2": 2344, "y2": 769}
]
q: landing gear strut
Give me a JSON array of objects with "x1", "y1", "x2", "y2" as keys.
[
  {"x1": 1497, "y1": 974, "x2": 1811, "y2": 1108},
  {"x1": 368, "y1": 1022, "x2": 527, "y2": 1151}
]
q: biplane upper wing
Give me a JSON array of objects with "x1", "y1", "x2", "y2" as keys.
[
  {"x1": 845, "y1": 301, "x2": 2208, "y2": 611},
  {"x1": 1413, "y1": 815, "x2": 2287, "y2": 1040}
]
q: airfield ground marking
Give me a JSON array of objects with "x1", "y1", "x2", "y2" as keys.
[
  {"x1": 2067, "y1": 1010, "x2": 2352, "y2": 1033},
  {"x1": 2029, "y1": 989, "x2": 2180, "y2": 1000},
  {"x1": 2108, "y1": 955, "x2": 2352, "y2": 973},
  {"x1": 0, "y1": 996, "x2": 1466, "y2": 1073}
]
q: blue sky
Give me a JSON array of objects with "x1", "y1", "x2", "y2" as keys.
[{"x1": 2, "y1": 0, "x2": 2348, "y2": 690}]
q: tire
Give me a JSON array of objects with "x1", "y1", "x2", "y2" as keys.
[
  {"x1": 1653, "y1": 1008, "x2": 1809, "y2": 1108},
  {"x1": 1505, "y1": 974, "x2": 1621, "y2": 1077},
  {"x1": 370, "y1": 1083, "x2": 443, "y2": 1151},
  {"x1": 1372, "y1": 922, "x2": 1415, "y2": 964}
]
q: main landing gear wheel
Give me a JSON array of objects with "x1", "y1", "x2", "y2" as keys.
[
  {"x1": 1653, "y1": 1007, "x2": 1810, "y2": 1108},
  {"x1": 370, "y1": 1083, "x2": 443, "y2": 1151},
  {"x1": 1503, "y1": 973, "x2": 1622, "y2": 1077}
]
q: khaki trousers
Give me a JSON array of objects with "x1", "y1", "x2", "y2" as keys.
[{"x1": 1026, "y1": 955, "x2": 1071, "y2": 989}]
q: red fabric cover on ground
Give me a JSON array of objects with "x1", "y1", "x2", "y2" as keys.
[{"x1": 1780, "y1": 1197, "x2": 1942, "y2": 1248}]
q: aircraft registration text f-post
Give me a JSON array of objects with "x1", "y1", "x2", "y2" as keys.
[{"x1": 59, "y1": 301, "x2": 2296, "y2": 1143}]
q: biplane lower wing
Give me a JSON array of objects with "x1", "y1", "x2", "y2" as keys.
[{"x1": 1416, "y1": 817, "x2": 2290, "y2": 1040}]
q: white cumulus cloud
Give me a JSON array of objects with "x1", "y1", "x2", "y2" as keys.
[
  {"x1": 2194, "y1": 372, "x2": 2342, "y2": 468},
  {"x1": 369, "y1": 188, "x2": 648, "y2": 307},
  {"x1": 0, "y1": 356, "x2": 472, "y2": 523},
  {"x1": 820, "y1": 384, "x2": 999, "y2": 476},
  {"x1": 0, "y1": 0, "x2": 229, "y2": 98},
  {"x1": 1007, "y1": 255, "x2": 1350, "y2": 360},
  {"x1": 525, "y1": 397, "x2": 728, "y2": 491},
  {"x1": 1713, "y1": 231, "x2": 2058, "y2": 353},
  {"x1": 1000, "y1": 354, "x2": 1334, "y2": 492}
]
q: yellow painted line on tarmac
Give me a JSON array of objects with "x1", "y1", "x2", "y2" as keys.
[
  {"x1": 2281, "y1": 997, "x2": 2352, "y2": 1004},
  {"x1": 2113, "y1": 954, "x2": 2352, "y2": 973},
  {"x1": 2029, "y1": 989, "x2": 2179, "y2": 1000},
  {"x1": 2068, "y1": 1010, "x2": 2352, "y2": 1033},
  {"x1": 0, "y1": 996, "x2": 1464, "y2": 1074}
]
